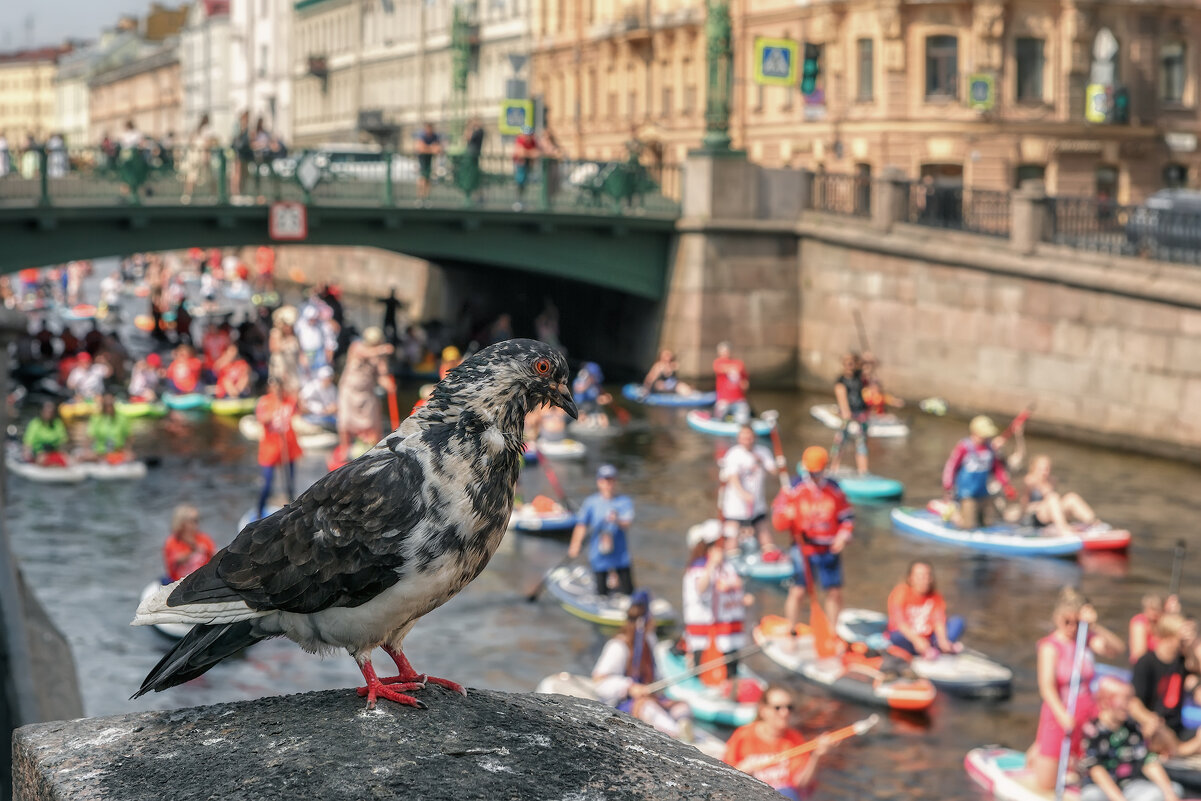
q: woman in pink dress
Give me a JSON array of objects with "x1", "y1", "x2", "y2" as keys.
[{"x1": 1030, "y1": 587, "x2": 1126, "y2": 791}]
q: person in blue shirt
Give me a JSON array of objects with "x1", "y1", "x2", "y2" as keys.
[
  {"x1": 571, "y1": 361, "x2": 611, "y2": 428},
  {"x1": 568, "y1": 464, "x2": 635, "y2": 596}
]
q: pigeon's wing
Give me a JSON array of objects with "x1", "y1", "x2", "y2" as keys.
[{"x1": 168, "y1": 442, "x2": 441, "y2": 614}]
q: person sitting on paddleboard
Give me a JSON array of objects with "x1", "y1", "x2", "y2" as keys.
[
  {"x1": 829, "y1": 352, "x2": 870, "y2": 476},
  {"x1": 712, "y1": 342, "x2": 750, "y2": 423},
  {"x1": 128, "y1": 353, "x2": 162, "y2": 402},
  {"x1": 886, "y1": 560, "x2": 964, "y2": 658},
  {"x1": 859, "y1": 352, "x2": 903, "y2": 417},
  {"x1": 1129, "y1": 613, "x2": 1201, "y2": 757},
  {"x1": 772, "y1": 446, "x2": 853, "y2": 642},
  {"x1": 165, "y1": 343, "x2": 203, "y2": 395},
  {"x1": 300, "y1": 365, "x2": 337, "y2": 419},
  {"x1": 572, "y1": 361, "x2": 611, "y2": 428},
  {"x1": 568, "y1": 464, "x2": 635, "y2": 597},
  {"x1": 724, "y1": 684, "x2": 830, "y2": 800},
  {"x1": 1079, "y1": 677, "x2": 1184, "y2": 801},
  {"x1": 682, "y1": 520, "x2": 755, "y2": 701},
  {"x1": 213, "y1": 344, "x2": 253, "y2": 399},
  {"x1": 941, "y1": 415, "x2": 1017, "y2": 530},
  {"x1": 22, "y1": 400, "x2": 70, "y2": 466},
  {"x1": 1130, "y1": 593, "x2": 1181, "y2": 665},
  {"x1": 719, "y1": 424, "x2": 785, "y2": 557},
  {"x1": 1022, "y1": 455, "x2": 1100, "y2": 538},
  {"x1": 162, "y1": 504, "x2": 217, "y2": 582},
  {"x1": 83, "y1": 394, "x2": 132, "y2": 464},
  {"x1": 592, "y1": 591, "x2": 694, "y2": 742},
  {"x1": 1029, "y1": 588, "x2": 1126, "y2": 791},
  {"x1": 641, "y1": 349, "x2": 693, "y2": 396}
]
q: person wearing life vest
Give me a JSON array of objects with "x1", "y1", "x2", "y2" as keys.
[
  {"x1": 942, "y1": 415, "x2": 1016, "y2": 530},
  {"x1": 162, "y1": 504, "x2": 217, "y2": 582},
  {"x1": 22, "y1": 400, "x2": 70, "y2": 466},
  {"x1": 165, "y1": 343, "x2": 203, "y2": 395},
  {"x1": 85, "y1": 393, "x2": 132, "y2": 463},
  {"x1": 255, "y1": 377, "x2": 303, "y2": 520},
  {"x1": 772, "y1": 446, "x2": 853, "y2": 637},
  {"x1": 682, "y1": 520, "x2": 755, "y2": 700}
]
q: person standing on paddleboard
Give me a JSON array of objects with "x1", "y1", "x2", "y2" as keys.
[
  {"x1": 941, "y1": 415, "x2": 1017, "y2": 530},
  {"x1": 772, "y1": 446, "x2": 853, "y2": 642},
  {"x1": 719, "y1": 424, "x2": 785, "y2": 557},
  {"x1": 712, "y1": 342, "x2": 750, "y2": 423},
  {"x1": 682, "y1": 520, "x2": 754, "y2": 700},
  {"x1": 569, "y1": 464, "x2": 635, "y2": 596},
  {"x1": 829, "y1": 352, "x2": 870, "y2": 476}
]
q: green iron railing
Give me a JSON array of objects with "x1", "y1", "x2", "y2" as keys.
[{"x1": 0, "y1": 145, "x2": 682, "y2": 218}]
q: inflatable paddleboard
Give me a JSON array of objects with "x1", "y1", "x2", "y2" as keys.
[
  {"x1": 6, "y1": 456, "x2": 87, "y2": 484},
  {"x1": 728, "y1": 548, "x2": 793, "y2": 584},
  {"x1": 797, "y1": 465, "x2": 903, "y2": 503},
  {"x1": 210, "y1": 396, "x2": 258, "y2": 416},
  {"x1": 115, "y1": 400, "x2": 167, "y2": 418},
  {"x1": 754, "y1": 615, "x2": 937, "y2": 711},
  {"x1": 238, "y1": 415, "x2": 339, "y2": 450},
  {"x1": 891, "y1": 506, "x2": 1130, "y2": 558},
  {"x1": 59, "y1": 400, "x2": 97, "y2": 420},
  {"x1": 163, "y1": 393, "x2": 212, "y2": 412},
  {"x1": 653, "y1": 641, "x2": 766, "y2": 727},
  {"x1": 543, "y1": 564, "x2": 677, "y2": 628},
  {"x1": 836, "y1": 608, "x2": 1013, "y2": 699},
  {"x1": 509, "y1": 506, "x2": 577, "y2": 534},
  {"x1": 80, "y1": 459, "x2": 148, "y2": 481},
  {"x1": 810, "y1": 404, "x2": 909, "y2": 438},
  {"x1": 535, "y1": 438, "x2": 587, "y2": 460},
  {"x1": 685, "y1": 411, "x2": 774, "y2": 438},
  {"x1": 621, "y1": 384, "x2": 716, "y2": 408}
]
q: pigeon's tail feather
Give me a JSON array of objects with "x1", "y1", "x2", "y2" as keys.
[{"x1": 133, "y1": 621, "x2": 265, "y2": 698}]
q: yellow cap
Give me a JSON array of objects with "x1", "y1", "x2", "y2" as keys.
[{"x1": 969, "y1": 415, "x2": 999, "y2": 438}]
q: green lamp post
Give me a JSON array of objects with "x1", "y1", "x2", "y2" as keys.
[{"x1": 701, "y1": 0, "x2": 735, "y2": 153}]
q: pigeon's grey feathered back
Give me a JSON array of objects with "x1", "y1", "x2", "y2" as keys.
[{"x1": 133, "y1": 338, "x2": 576, "y2": 705}]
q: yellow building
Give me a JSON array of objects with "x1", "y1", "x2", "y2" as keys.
[
  {"x1": 89, "y1": 42, "x2": 183, "y2": 142},
  {"x1": 532, "y1": 0, "x2": 1201, "y2": 202},
  {"x1": 0, "y1": 46, "x2": 71, "y2": 145}
]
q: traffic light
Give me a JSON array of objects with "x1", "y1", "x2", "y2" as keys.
[
  {"x1": 801, "y1": 43, "x2": 821, "y2": 96},
  {"x1": 1113, "y1": 87, "x2": 1129, "y2": 124}
]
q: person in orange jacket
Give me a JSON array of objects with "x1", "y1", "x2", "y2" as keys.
[
  {"x1": 255, "y1": 376, "x2": 302, "y2": 520},
  {"x1": 771, "y1": 446, "x2": 854, "y2": 637}
]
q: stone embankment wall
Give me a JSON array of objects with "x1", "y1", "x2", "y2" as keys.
[
  {"x1": 664, "y1": 156, "x2": 1201, "y2": 459},
  {"x1": 13, "y1": 688, "x2": 780, "y2": 801}
]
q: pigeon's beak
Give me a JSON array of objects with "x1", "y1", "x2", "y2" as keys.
[{"x1": 553, "y1": 382, "x2": 578, "y2": 419}]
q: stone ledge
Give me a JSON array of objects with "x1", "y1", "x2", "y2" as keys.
[{"x1": 13, "y1": 688, "x2": 780, "y2": 801}]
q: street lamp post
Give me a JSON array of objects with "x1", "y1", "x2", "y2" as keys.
[{"x1": 701, "y1": 0, "x2": 734, "y2": 153}]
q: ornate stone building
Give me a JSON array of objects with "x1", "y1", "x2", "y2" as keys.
[
  {"x1": 0, "y1": 46, "x2": 71, "y2": 145},
  {"x1": 89, "y1": 40, "x2": 183, "y2": 142},
  {"x1": 181, "y1": 0, "x2": 233, "y2": 138},
  {"x1": 532, "y1": 0, "x2": 1201, "y2": 201},
  {"x1": 230, "y1": 0, "x2": 294, "y2": 141},
  {"x1": 292, "y1": 0, "x2": 531, "y2": 149}
]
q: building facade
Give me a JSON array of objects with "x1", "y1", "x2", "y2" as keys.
[
  {"x1": 181, "y1": 0, "x2": 234, "y2": 138},
  {"x1": 0, "y1": 46, "x2": 70, "y2": 145},
  {"x1": 89, "y1": 40, "x2": 183, "y2": 142},
  {"x1": 230, "y1": 0, "x2": 294, "y2": 141},
  {"x1": 291, "y1": 0, "x2": 529, "y2": 149},
  {"x1": 532, "y1": 0, "x2": 1201, "y2": 202}
]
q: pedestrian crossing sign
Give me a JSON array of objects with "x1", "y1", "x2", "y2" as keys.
[
  {"x1": 754, "y1": 38, "x2": 798, "y2": 86},
  {"x1": 499, "y1": 100, "x2": 534, "y2": 135}
]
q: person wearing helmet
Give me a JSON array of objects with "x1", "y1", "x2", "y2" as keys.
[
  {"x1": 772, "y1": 446, "x2": 854, "y2": 637},
  {"x1": 829, "y1": 352, "x2": 870, "y2": 476},
  {"x1": 592, "y1": 590, "x2": 694, "y2": 742},
  {"x1": 942, "y1": 415, "x2": 1017, "y2": 530}
]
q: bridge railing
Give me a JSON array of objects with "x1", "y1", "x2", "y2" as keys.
[
  {"x1": 1048, "y1": 195, "x2": 1201, "y2": 266},
  {"x1": 0, "y1": 146, "x2": 681, "y2": 217},
  {"x1": 808, "y1": 172, "x2": 871, "y2": 217},
  {"x1": 904, "y1": 183, "x2": 1011, "y2": 238}
]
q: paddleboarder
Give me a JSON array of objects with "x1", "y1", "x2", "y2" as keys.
[
  {"x1": 829, "y1": 352, "x2": 870, "y2": 476},
  {"x1": 568, "y1": 464, "x2": 635, "y2": 596},
  {"x1": 682, "y1": 520, "x2": 754, "y2": 700},
  {"x1": 941, "y1": 415, "x2": 1017, "y2": 530},
  {"x1": 724, "y1": 684, "x2": 830, "y2": 800}
]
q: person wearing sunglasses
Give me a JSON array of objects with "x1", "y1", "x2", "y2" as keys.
[{"x1": 724, "y1": 684, "x2": 830, "y2": 799}]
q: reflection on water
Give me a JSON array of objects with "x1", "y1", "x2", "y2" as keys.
[{"x1": 7, "y1": 351, "x2": 1201, "y2": 797}]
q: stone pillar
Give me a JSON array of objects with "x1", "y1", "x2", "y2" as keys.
[
  {"x1": 872, "y1": 167, "x2": 908, "y2": 232},
  {"x1": 664, "y1": 154, "x2": 799, "y2": 386},
  {"x1": 797, "y1": 169, "x2": 815, "y2": 214},
  {"x1": 1011, "y1": 178, "x2": 1050, "y2": 255}
]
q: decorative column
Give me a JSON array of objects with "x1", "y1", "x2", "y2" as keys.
[
  {"x1": 449, "y1": 2, "x2": 472, "y2": 145},
  {"x1": 701, "y1": 0, "x2": 735, "y2": 153}
]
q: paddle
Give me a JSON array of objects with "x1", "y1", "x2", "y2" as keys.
[
  {"x1": 1170, "y1": 539, "x2": 1187, "y2": 597},
  {"x1": 752, "y1": 713, "x2": 881, "y2": 770},
  {"x1": 642, "y1": 643, "x2": 764, "y2": 694},
  {"x1": 524, "y1": 458, "x2": 577, "y2": 602},
  {"x1": 700, "y1": 578, "x2": 726, "y2": 687},
  {"x1": 999, "y1": 403, "x2": 1035, "y2": 441},
  {"x1": 852, "y1": 309, "x2": 870, "y2": 354},
  {"x1": 1055, "y1": 619, "x2": 1090, "y2": 801},
  {"x1": 385, "y1": 383, "x2": 400, "y2": 430},
  {"x1": 760, "y1": 410, "x2": 791, "y2": 492}
]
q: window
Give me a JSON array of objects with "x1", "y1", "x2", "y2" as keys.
[
  {"x1": 1164, "y1": 163, "x2": 1188, "y2": 189},
  {"x1": 925, "y1": 35, "x2": 958, "y2": 99},
  {"x1": 1016, "y1": 37, "x2": 1044, "y2": 102},
  {"x1": 1014, "y1": 164, "x2": 1046, "y2": 187},
  {"x1": 857, "y1": 38, "x2": 873, "y2": 101},
  {"x1": 627, "y1": 90, "x2": 636, "y2": 116},
  {"x1": 1095, "y1": 165, "x2": 1118, "y2": 201},
  {"x1": 684, "y1": 83, "x2": 696, "y2": 114},
  {"x1": 258, "y1": 44, "x2": 268, "y2": 77},
  {"x1": 1162, "y1": 42, "x2": 1185, "y2": 103},
  {"x1": 661, "y1": 86, "x2": 672, "y2": 117}
]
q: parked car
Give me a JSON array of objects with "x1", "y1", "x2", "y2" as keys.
[
  {"x1": 1125, "y1": 189, "x2": 1201, "y2": 258},
  {"x1": 272, "y1": 144, "x2": 426, "y2": 183}
]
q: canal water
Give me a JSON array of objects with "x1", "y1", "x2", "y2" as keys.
[{"x1": 7, "y1": 270, "x2": 1201, "y2": 799}]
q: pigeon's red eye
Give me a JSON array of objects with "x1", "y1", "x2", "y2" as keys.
[{"x1": 534, "y1": 358, "x2": 551, "y2": 375}]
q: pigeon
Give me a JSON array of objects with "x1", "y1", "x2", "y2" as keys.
[{"x1": 133, "y1": 338, "x2": 577, "y2": 708}]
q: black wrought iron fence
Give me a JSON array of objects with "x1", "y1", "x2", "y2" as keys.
[
  {"x1": 906, "y1": 184, "x2": 1011, "y2": 238},
  {"x1": 809, "y1": 172, "x2": 871, "y2": 217},
  {"x1": 1049, "y1": 196, "x2": 1201, "y2": 265}
]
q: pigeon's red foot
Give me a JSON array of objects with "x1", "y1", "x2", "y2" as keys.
[
  {"x1": 383, "y1": 644, "x2": 468, "y2": 697},
  {"x1": 356, "y1": 658, "x2": 426, "y2": 709}
]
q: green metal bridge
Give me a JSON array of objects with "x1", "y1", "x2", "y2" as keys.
[{"x1": 0, "y1": 148, "x2": 682, "y2": 300}]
